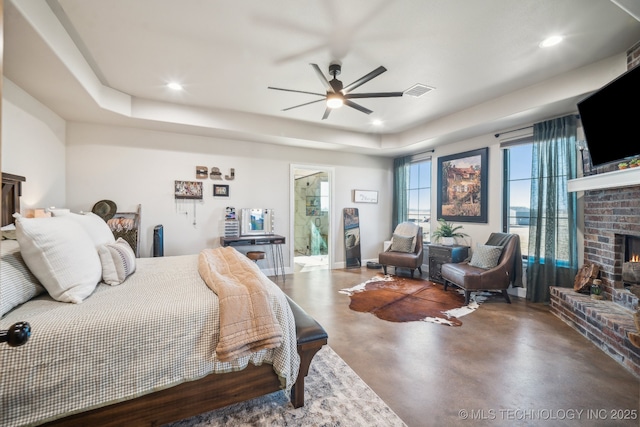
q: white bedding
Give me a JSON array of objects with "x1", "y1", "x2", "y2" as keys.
[{"x1": 0, "y1": 254, "x2": 300, "y2": 427}]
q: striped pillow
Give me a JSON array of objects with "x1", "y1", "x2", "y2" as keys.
[
  {"x1": 1, "y1": 239, "x2": 46, "y2": 316},
  {"x1": 98, "y1": 238, "x2": 137, "y2": 285}
]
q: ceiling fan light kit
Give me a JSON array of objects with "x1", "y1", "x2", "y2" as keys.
[
  {"x1": 269, "y1": 62, "x2": 404, "y2": 120},
  {"x1": 326, "y1": 93, "x2": 343, "y2": 109}
]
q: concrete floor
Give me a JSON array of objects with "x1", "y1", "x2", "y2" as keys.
[{"x1": 276, "y1": 267, "x2": 640, "y2": 427}]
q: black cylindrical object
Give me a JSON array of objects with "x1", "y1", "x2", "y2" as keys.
[{"x1": 153, "y1": 225, "x2": 164, "y2": 257}]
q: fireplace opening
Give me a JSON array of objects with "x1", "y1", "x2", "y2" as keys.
[{"x1": 623, "y1": 235, "x2": 640, "y2": 286}]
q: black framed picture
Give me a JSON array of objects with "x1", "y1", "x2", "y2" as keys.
[
  {"x1": 437, "y1": 147, "x2": 488, "y2": 223},
  {"x1": 213, "y1": 184, "x2": 229, "y2": 197}
]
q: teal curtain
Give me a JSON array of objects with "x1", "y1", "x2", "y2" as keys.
[
  {"x1": 526, "y1": 115, "x2": 578, "y2": 303},
  {"x1": 392, "y1": 156, "x2": 410, "y2": 229}
]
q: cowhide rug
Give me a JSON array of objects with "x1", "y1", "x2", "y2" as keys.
[{"x1": 339, "y1": 274, "x2": 486, "y2": 326}]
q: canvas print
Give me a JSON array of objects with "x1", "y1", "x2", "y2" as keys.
[{"x1": 437, "y1": 148, "x2": 488, "y2": 223}]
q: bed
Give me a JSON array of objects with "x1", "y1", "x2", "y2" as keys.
[{"x1": 0, "y1": 173, "x2": 327, "y2": 426}]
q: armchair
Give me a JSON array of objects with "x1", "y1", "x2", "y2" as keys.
[
  {"x1": 378, "y1": 222, "x2": 424, "y2": 278},
  {"x1": 440, "y1": 233, "x2": 522, "y2": 304}
]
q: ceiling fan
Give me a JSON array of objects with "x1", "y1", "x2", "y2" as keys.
[{"x1": 268, "y1": 63, "x2": 403, "y2": 120}]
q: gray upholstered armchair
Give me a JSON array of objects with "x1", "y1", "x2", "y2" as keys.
[
  {"x1": 378, "y1": 222, "x2": 424, "y2": 278},
  {"x1": 440, "y1": 232, "x2": 523, "y2": 304}
]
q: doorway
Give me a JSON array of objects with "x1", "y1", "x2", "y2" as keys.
[{"x1": 290, "y1": 165, "x2": 333, "y2": 273}]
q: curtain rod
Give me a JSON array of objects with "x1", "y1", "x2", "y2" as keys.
[
  {"x1": 494, "y1": 114, "x2": 580, "y2": 138},
  {"x1": 494, "y1": 126, "x2": 531, "y2": 138}
]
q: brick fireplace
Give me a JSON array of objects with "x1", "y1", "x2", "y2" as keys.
[
  {"x1": 551, "y1": 182, "x2": 640, "y2": 378},
  {"x1": 550, "y1": 41, "x2": 640, "y2": 378}
]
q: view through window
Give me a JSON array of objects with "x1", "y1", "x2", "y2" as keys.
[
  {"x1": 407, "y1": 159, "x2": 432, "y2": 242},
  {"x1": 503, "y1": 142, "x2": 532, "y2": 258}
]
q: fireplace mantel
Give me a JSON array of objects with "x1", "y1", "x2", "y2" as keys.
[{"x1": 568, "y1": 167, "x2": 640, "y2": 192}]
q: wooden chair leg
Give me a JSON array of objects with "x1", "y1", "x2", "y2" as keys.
[
  {"x1": 418, "y1": 266, "x2": 423, "y2": 275},
  {"x1": 464, "y1": 291, "x2": 471, "y2": 305},
  {"x1": 502, "y1": 289, "x2": 512, "y2": 304},
  {"x1": 443, "y1": 281, "x2": 449, "y2": 291},
  {"x1": 410, "y1": 269, "x2": 415, "y2": 278},
  {"x1": 382, "y1": 265, "x2": 387, "y2": 274}
]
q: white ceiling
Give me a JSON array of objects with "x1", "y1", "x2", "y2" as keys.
[{"x1": 4, "y1": 0, "x2": 640, "y2": 156}]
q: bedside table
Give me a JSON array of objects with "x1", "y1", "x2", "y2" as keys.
[{"x1": 428, "y1": 244, "x2": 469, "y2": 283}]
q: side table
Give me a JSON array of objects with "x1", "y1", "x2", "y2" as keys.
[{"x1": 428, "y1": 244, "x2": 469, "y2": 283}]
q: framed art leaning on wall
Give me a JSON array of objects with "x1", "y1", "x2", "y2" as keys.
[{"x1": 436, "y1": 147, "x2": 488, "y2": 223}]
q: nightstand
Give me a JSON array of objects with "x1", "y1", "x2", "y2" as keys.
[{"x1": 428, "y1": 244, "x2": 469, "y2": 283}]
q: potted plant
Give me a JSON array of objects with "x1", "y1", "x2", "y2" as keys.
[{"x1": 432, "y1": 218, "x2": 468, "y2": 245}]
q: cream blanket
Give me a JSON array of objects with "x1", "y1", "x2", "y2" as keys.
[{"x1": 198, "y1": 247, "x2": 283, "y2": 361}]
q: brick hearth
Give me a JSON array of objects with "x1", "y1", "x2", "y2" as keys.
[{"x1": 550, "y1": 288, "x2": 639, "y2": 377}]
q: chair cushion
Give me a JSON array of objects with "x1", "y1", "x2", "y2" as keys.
[
  {"x1": 390, "y1": 233, "x2": 415, "y2": 253},
  {"x1": 469, "y1": 244, "x2": 503, "y2": 269}
]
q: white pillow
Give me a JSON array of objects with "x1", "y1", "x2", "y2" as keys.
[
  {"x1": 15, "y1": 216, "x2": 102, "y2": 303},
  {"x1": 98, "y1": 238, "x2": 137, "y2": 285},
  {"x1": 1, "y1": 239, "x2": 46, "y2": 316},
  {"x1": 50, "y1": 211, "x2": 115, "y2": 248}
]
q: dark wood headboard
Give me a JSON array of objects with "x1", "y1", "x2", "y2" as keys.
[{"x1": 2, "y1": 173, "x2": 26, "y2": 227}]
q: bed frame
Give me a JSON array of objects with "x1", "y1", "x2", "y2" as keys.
[{"x1": 2, "y1": 172, "x2": 328, "y2": 426}]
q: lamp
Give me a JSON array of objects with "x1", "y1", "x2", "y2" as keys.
[
  {"x1": 25, "y1": 208, "x2": 51, "y2": 218},
  {"x1": 326, "y1": 93, "x2": 343, "y2": 109}
]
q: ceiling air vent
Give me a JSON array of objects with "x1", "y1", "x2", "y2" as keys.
[{"x1": 404, "y1": 83, "x2": 434, "y2": 98}]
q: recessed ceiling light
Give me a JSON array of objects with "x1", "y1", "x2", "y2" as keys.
[
  {"x1": 167, "y1": 82, "x2": 183, "y2": 91},
  {"x1": 372, "y1": 119, "x2": 383, "y2": 126},
  {"x1": 539, "y1": 35, "x2": 564, "y2": 48}
]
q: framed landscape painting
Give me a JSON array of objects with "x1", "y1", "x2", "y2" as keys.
[{"x1": 436, "y1": 148, "x2": 488, "y2": 223}]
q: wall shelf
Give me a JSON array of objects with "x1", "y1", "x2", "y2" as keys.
[{"x1": 567, "y1": 167, "x2": 640, "y2": 192}]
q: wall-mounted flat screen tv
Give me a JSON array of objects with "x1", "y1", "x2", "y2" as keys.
[{"x1": 577, "y1": 65, "x2": 640, "y2": 167}]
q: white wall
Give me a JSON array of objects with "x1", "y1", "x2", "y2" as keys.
[
  {"x1": 64, "y1": 122, "x2": 393, "y2": 270},
  {"x1": 0, "y1": 75, "x2": 560, "y2": 283},
  {"x1": 1, "y1": 79, "x2": 66, "y2": 210}
]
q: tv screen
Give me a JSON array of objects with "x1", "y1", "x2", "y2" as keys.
[{"x1": 577, "y1": 65, "x2": 640, "y2": 167}]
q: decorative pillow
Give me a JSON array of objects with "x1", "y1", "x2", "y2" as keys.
[
  {"x1": 390, "y1": 233, "x2": 415, "y2": 253},
  {"x1": 15, "y1": 216, "x2": 102, "y2": 303},
  {"x1": 51, "y1": 211, "x2": 115, "y2": 248},
  {"x1": 1, "y1": 239, "x2": 46, "y2": 316},
  {"x1": 98, "y1": 238, "x2": 137, "y2": 285},
  {"x1": 469, "y1": 244, "x2": 503, "y2": 269}
]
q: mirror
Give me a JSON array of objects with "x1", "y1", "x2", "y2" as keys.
[{"x1": 343, "y1": 208, "x2": 361, "y2": 268}]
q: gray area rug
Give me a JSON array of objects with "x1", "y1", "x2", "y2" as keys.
[{"x1": 166, "y1": 346, "x2": 406, "y2": 426}]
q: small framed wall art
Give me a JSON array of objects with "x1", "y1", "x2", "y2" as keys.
[
  {"x1": 353, "y1": 190, "x2": 378, "y2": 204},
  {"x1": 213, "y1": 184, "x2": 229, "y2": 197},
  {"x1": 175, "y1": 180, "x2": 203, "y2": 199}
]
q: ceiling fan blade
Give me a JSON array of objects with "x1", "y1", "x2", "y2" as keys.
[
  {"x1": 344, "y1": 100, "x2": 373, "y2": 115},
  {"x1": 268, "y1": 86, "x2": 325, "y2": 97},
  {"x1": 345, "y1": 92, "x2": 404, "y2": 99},
  {"x1": 342, "y1": 66, "x2": 387, "y2": 93},
  {"x1": 310, "y1": 63, "x2": 334, "y2": 92},
  {"x1": 321, "y1": 107, "x2": 332, "y2": 120},
  {"x1": 282, "y1": 98, "x2": 325, "y2": 112}
]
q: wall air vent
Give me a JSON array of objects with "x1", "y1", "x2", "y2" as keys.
[{"x1": 403, "y1": 83, "x2": 434, "y2": 98}]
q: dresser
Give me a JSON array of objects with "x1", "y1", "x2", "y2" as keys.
[{"x1": 428, "y1": 244, "x2": 469, "y2": 283}]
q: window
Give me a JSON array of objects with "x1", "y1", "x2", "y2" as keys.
[
  {"x1": 503, "y1": 141, "x2": 533, "y2": 257},
  {"x1": 407, "y1": 159, "x2": 431, "y2": 241}
]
